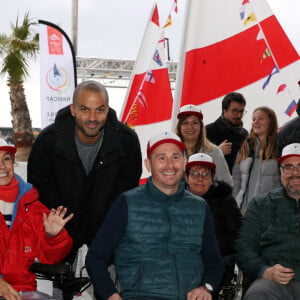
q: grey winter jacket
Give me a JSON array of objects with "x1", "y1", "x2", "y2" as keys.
[{"x1": 232, "y1": 140, "x2": 280, "y2": 212}]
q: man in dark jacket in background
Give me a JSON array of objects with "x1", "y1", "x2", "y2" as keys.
[
  {"x1": 206, "y1": 92, "x2": 248, "y2": 173},
  {"x1": 277, "y1": 99, "x2": 300, "y2": 157},
  {"x1": 27, "y1": 80, "x2": 142, "y2": 262}
]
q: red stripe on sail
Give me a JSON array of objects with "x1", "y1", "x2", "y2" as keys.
[
  {"x1": 181, "y1": 15, "x2": 299, "y2": 106},
  {"x1": 121, "y1": 68, "x2": 173, "y2": 126},
  {"x1": 261, "y1": 17, "x2": 299, "y2": 67}
]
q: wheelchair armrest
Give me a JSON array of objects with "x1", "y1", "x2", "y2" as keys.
[
  {"x1": 30, "y1": 262, "x2": 72, "y2": 276},
  {"x1": 30, "y1": 263, "x2": 90, "y2": 298}
]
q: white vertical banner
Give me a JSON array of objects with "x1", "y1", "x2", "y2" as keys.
[{"x1": 39, "y1": 20, "x2": 76, "y2": 129}]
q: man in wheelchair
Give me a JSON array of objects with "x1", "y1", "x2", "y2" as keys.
[
  {"x1": 0, "y1": 139, "x2": 73, "y2": 300},
  {"x1": 236, "y1": 143, "x2": 300, "y2": 300}
]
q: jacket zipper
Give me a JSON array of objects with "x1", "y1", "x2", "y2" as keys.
[{"x1": 165, "y1": 200, "x2": 180, "y2": 300}]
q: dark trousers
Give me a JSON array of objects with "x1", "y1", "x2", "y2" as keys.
[{"x1": 244, "y1": 279, "x2": 300, "y2": 300}]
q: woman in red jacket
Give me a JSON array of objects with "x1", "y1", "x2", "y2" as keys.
[{"x1": 0, "y1": 138, "x2": 73, "y2": 300}]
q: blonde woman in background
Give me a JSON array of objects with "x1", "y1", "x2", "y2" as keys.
[
  {"x1": 233, "y1": 106, "x2": 281, "y2": 214},
  {"x1": 176, "y1": 104, "x2": 233, "y2": 187}
]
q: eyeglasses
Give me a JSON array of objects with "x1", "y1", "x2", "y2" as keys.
[
  {"x1": 280, "y1": 165, "x2": 300, "y2": 174},
  {"x1": 229, "y1": 108, "x2": 247, "y2": 115},
  {"x1": 189, "y1": 170, "x2": 212, "y2": 180}
]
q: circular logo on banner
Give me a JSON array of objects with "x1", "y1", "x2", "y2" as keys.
[{"x1": 46, "y1": 63, "x2": 70, "y2": 93}]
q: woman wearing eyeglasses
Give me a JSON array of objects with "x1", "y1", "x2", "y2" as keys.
[
  {"x1": 185, "y1": 153, "x2": 242, "y2": 300},
  {"x1": 176, "y1": 104, "x2": 233, "y2": 187},
  {"x1": 232, "y1": 106, "x2": 281, "y2": 215}
]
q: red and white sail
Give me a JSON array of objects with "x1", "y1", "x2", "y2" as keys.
[
  {"x1": 120, "y1": 4, "x2": 173, "y2": 182},
  {"x1": 174, "y1": 0, "x2": 300, "y2": 128}
]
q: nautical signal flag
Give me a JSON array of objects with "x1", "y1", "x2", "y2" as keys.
[
  {"x1": 276, "y1": 84, "x2": 287, "y2": 94},
  {"x1": 163, "y1": 14, "x2": 173, "y2": 28},
  {"x1": 163, "y1": 0, "x2": 178, "y2": 28},
  {"x1": 240, "y1": 5, "x2": 246, "y2": 20},
  {"x1": 285, "y1": 100, "x2": 297, "y2": 117},
  {"x1": 153, "y1": 49, "x2": 163, "y2": 66},
  {"x1": 173, "y1": 0, "x2": 178, "y2": 13},
  {"x1": 145, "y1": 70, "x2": 155, "y2": 83},
  {"x1": 262, "y1": 66, "x2": 279, "y2": 89},
  {"x1": 243, "y1": 12, "x2": 257, "y2": 26},
  {"x1": 256, "y1": 29, "x2": 265, "y2": 41},
  {"x1": 239, "y1": 0, "x2": 249, "y2": 21},
  {"x1": 261, "y1": 48, "x2": 272, "y2": 63}
]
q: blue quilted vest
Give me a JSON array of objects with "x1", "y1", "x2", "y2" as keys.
[{"x1": 114, "y1": 178, "x2": 207, "y2": 300}]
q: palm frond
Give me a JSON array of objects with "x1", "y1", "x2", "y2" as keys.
[{"x1": 0, "y1": 12, "x2": 38, "y2": 81}]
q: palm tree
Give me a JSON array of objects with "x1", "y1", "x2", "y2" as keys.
[{"x1": 0, "y1": 13, "x2": 38, "y2": 160}]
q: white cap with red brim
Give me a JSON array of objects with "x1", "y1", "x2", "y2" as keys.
[
  {"x1": 0, "y1": 138, "x2": 16, "y2": 154},
  {"x1": 186, "y1": 153, "x2": 216, "y2": 175},
  {"x1": 278, "y1": 143, "x2": 300, "y2": 164},
  {"x1": 177, "y1": 104, "x2": 203, "y2": 120},
  {"x1": 147, "y1": 131, "x2": 185, "y2": 158}
]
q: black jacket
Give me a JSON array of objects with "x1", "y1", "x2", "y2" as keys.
[
  {"x1": 202, "y1": 181, "x2": 242, "y2": 257},
  {"x1": 27, "y1": 106, "x2": 142, "y2": 258},
  {"x1": 206, "y1": 116, "x2": 248, "y2": 173},
  {"x1": 277, "y1": 116, "x2": 300, "y2": 157}
]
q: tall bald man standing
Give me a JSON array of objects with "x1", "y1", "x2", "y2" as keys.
[{"x1": 28, "y1": 80, "x2": 142, "y2": 262}]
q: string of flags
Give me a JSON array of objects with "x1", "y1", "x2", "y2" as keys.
[
  {"x1": 163, "y1": 0, "x2": 178, "y2": 28},
  {"x1": 239, "y1": 0, "x2": 297, "y2": 117},
  {"x1": 130, "y1": 31, "x2": 166, "y2": 123},
  {"x1": 127, "y1": 0, "x2": 178, "y2": 125},
  {"x1": 122, "y1": 1, "x2": 176, "y2": 130}
]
